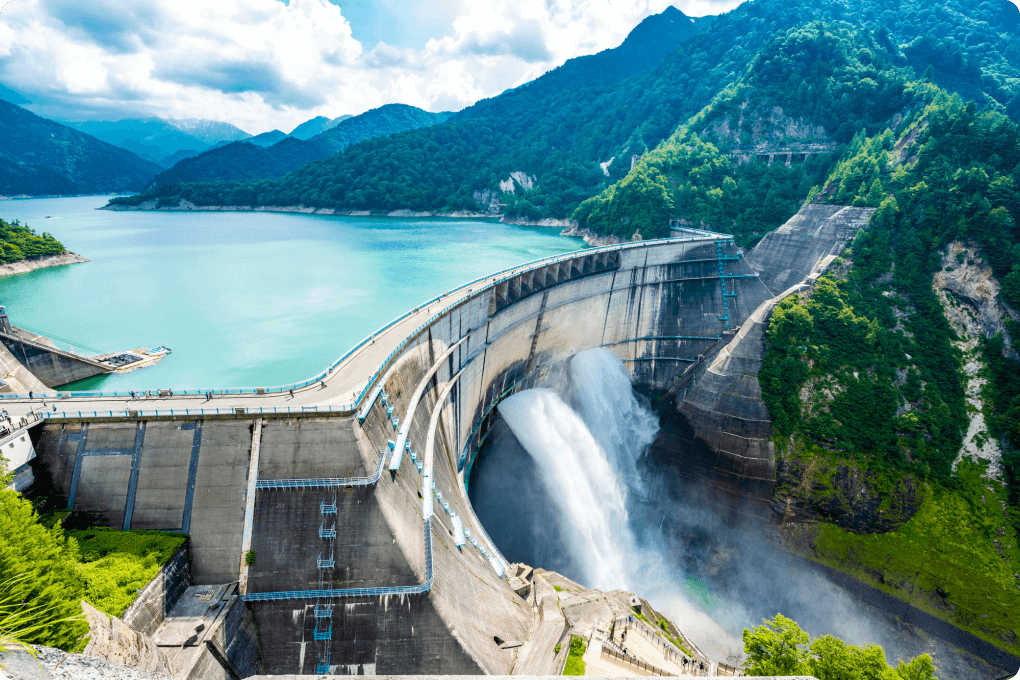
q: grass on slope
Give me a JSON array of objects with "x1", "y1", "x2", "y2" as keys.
[
  {"x1": 563, "y1": 635, "x2": 587, "y2": 675},
  {"x1": 70, "y1": 527, "x2": 186, "y2": 617},
  {"x1": 805, "y1": 458, "x2": 1020, "y2": 655}
]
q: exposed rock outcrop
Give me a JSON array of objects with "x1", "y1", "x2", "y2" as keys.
[
  {"x1": 0, "y1": 644, "x2": 173, "y2": 680},
  {"x1": 933, "y1": 240, "x2": 1014, "y2": 479},
  {"x1": 558, "y1": 224, "x2": 641, "y2": 247},
  {"x1": 82, "y1": 601, "x2": 176, "y2": 676},
  {"x1": 498, "y1": 171, "x2": 536, "y2": 194},
  {"x1": 0, "y1": 251, "x2": 89, "y2": 277},
  {"x1": 773, "y1": 443, "x2": 924, "y2": 533},
  {"x1": 934, "y1": 241, "x2": 1018, "y2": 355}
]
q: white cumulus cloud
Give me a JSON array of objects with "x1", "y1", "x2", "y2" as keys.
[{"x1": 0, "y1": 0, "x2": 742, "y2": 133}]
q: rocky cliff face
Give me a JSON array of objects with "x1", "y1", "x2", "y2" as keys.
[
  {"x1": 934, "y1": 240, "x2": 1018, "y2": 355},
  {"x1": 558, "y1": 224, "x2": 641, "y2": 246},
  {"x1": 933, "y1": 240, "x2": 1017, "y2": 479},
  {"x1": 706, "y1": 101, "x2": 832, "y2": 150},
  {"x1": 773, "y1": 441, "x2": 925, "y2": 533}
]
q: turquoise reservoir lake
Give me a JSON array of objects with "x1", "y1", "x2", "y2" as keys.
[{"x1": 0, "y1": 197, "x2": 582, "y2": 390}]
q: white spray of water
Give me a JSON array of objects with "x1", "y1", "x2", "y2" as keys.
[
  {"x1": 499, "y1": 385, "x2": 631, "y2": 589},
  {"x1": 570, "y1": 348, "x2": 659, "y2": 487},
  {"x1": 498, "y1": 347, "x2": 742, "y2": 657},
  {"x1": 495, "y1": 348, "x2": 931, "y2": 667},
  {"x1": 497, "y1": 348, "x2": 658, "y2": 590}
]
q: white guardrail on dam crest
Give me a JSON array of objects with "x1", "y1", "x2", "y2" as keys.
[{"x1": 7, "y1": 229, "x2": 733, "y2": 421}]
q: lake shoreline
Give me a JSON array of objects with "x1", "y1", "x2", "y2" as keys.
[
  {"x1": 101, "y1": 199, "x2": 499, "y2": 220},
  {"x1": 0, "y1": 251, "x2": 89, "y2": 277},
  {"x1": 99, "y1": 199, "x2": 593, "y2": 234}
]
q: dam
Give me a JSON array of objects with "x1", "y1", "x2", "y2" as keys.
[{"x1": 4, "y1": 204, "x2": 874, "y2": 675}]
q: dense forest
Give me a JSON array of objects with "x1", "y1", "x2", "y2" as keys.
[{"x1": 0, "y1": 218, "x2": 66, "y2": 264}]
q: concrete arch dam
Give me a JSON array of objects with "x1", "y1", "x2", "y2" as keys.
[{"x1": 26, "y1": 203, "x2": 870, "y2": 675}]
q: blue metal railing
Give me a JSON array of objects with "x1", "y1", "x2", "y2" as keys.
[
  {"x1": 316, "y1": 556, "x2": 335, "y2": 569},
  {"x1": 320, "y1": 500, "x2": 337, "y2": 514},
  {"x1": 316, "y1": 653, "x2": 330, "y2": 674},
  {"x1": 33, "y1": 404, "x2": 357, "y2": 420},
  {"x1": 313, "y1": 604, "x2": 332, "y2": 618},
  {"x1": 313, "y1": 622, "x2": 332, "y2": 640},
  {"x1": 319, "y1": 523, "x2": 336, "y2": 539},
  {"x1": 255, "y1": 447, "x2": 387, "y2": 490}
]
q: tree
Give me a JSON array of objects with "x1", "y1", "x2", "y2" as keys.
[
  {"x1": 0, "y1": 490, "x2": 87, "y2": 650},
  {"x1": 743, "y1": 615, "x2": 937, "y2": 680},
  {"x1": 743, "y1": 614, "x2": 809, "y2": 675}
]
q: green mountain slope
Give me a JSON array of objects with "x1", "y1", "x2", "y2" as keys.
[
  {"x1": 0, "y1": 100, "x2": 161, "y2": 196},
  {"x1": 108, "y1": 0, "x2": 1020, "y2": 218},
  {"x1": 148, "y1": 104, "x2": 449, "y2": 188},
  {"x1": 573, "y1": 21, "x2": 913, "y2": 243}
]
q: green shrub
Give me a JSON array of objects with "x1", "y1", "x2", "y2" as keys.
[
  {"x1": 245, "y1": 550, "x2": 256, "y2": 566},
  {"x1": 743, "y1": 614, "x2": 935, "y2": 678}
]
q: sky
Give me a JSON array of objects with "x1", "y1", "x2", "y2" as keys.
[{"x1": 0, "y1": 0, "x2": 745, "y2": 134}]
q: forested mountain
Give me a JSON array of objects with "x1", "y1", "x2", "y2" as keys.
[
  {"x1": 573, "y1": 22, "x2": 911, "y2": 242},
  {"x1": 0, "y1": 100, "x2": 161, "y2": 195},
  {"x1": 71, "y1": 118, "x2": 250, "y2": 166},
  {"x1": 246, "y1": 130, "x2": 289, "y2": 148},
  {"x1": 289, "y1": 115, "x2": 352, "y2": 140},
  {"x1": 147, "y1": 104, "x2": 450, "y2": 187},
  {"x1": 111, "y1": 0, "x2": 1020, "y2": 219}
]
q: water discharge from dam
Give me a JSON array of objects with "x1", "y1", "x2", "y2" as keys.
[
  {"x1": 492, "y1": 348, "x2": 741, "y2": 656},
  {"x1": 474, "y1": 349, "x2": 987, "y2": 673}
]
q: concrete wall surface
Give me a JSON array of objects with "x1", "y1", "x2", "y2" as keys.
[
  {"x1": 153, "y1": 584, "x2": 261, "y2": 680},
  {"x1": 666, "y1": 204, "x2": 877, "y2": 507},
  {"x1": 33, "y1": 419, "x2": 253, "y2": 583},
  {"x1": 0, "y1": 329, "x2": 109, "y2": 388},
  {"x1": 27, "y1": 233, "x2": 804, "y2": 676},
  {"x1": 81, "y1": 601, "x2": 176, "y2": 676},
  {"x1": 0, "y1": 338, "x2": 47, "y2": 393}
]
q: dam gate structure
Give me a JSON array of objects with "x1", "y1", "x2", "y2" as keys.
[{"x1": 19, "y1": 204, "x2": 874, "y2": 675}]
